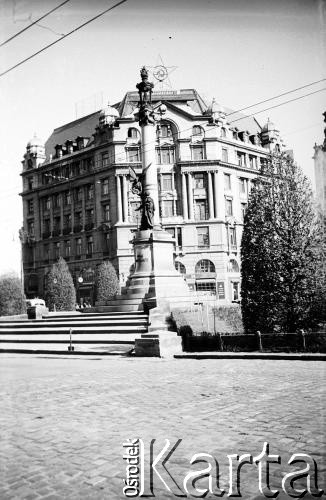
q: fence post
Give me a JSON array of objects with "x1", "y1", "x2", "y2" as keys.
[
  {"x1": 257, "y1": 330, "x2": 262, "y2": 352},
  {"x1": 219, "y1": 333, "x2": 224, "y2": 351},
  {"x1": 68, "y1": 328, "x2": 74, "y2": 352},
  {"x1": 300, "y1": 329, "x2": 306, "y2": 351},
  {"x1": 206, "y1": 303, "x2": 209, "y2": 332}
]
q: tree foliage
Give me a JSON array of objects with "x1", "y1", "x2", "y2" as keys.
[
  {"x1": 0, "y1": 273, "x2": 26, "y2": 316},
  {"x1": 241, "y1": 153, "x2": 324, "y2": 333},
  {"x1": 45, "y1": 257, "x2": 76, "y2": 311},
  {"x1": 95, "y1": 261, "x2": 119, "y2": 302}
]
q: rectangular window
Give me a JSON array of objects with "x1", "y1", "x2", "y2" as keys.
[
  {"x1": 177, "y1": 227, "x2": 182, "y2": 248},
  {"x1": 239, "y1": 178, "x2": 247, "y2": 195},
  {"x1": 64, "y1": 191, "x2": 71, "y2": 205},
  {"x1": 44, "y1": 197, "x2": 51, "y2": 210},
  {"x1": 53, "y1": 194, "x2": 61, "y2": 208},
  {"x1": 64, "y1": 214, "x2": 72, "y2": 228},
  {"x1": 43, "y1": 219, "x2": 50, "y2": 233},
  {"x1": 85, "y1": 209, "x2": 94, "y2": 230},
  {"x1": 225, "y1": 198, "x2": 233, "y2": 216},
  {"x1": 222, "y1": 148, "x2": 228, "y2": 163},
  {"x1": 196, "y1": 281, "x2": 216, "y2": 293},
  {"x1": 195, "y1": 200, "x2": 207, "y2": 221},
  {"x1": 76, "y1": 238, "x2": 82, "y2": 256},
  {"x1": 194, "y1": 173, "x2": 205, "y2": 189},
  {"x1": 192, "y1": 145, "x2": 205, "y2": 161},
  {"x1": 27, "y1": 220, "x2": 34, "y2": 236},
  {"x1": 249, "y1": 156, "x2": 257, "y2": 169},
  {"x1": 102, "y1": 152, "x2": 109, "y2": 167},
  {"x1": 232, "y1": 282, "x2": 240, "y2": 301},
  {"x1": 53, "y1": 216, "x2": 61, "y2": 235},
  {"x1": 44, "y1": 244, "x2": 50, "y2": 262},
  {"x1": 162, "y1": 174, "x2": 173, "y2": 191},
  {"x1": 64, "y1": 240, "x2": 71, "y2": 258},
  {"x1": 74, "y1": 212, "x2": 82, "y2": 229},
  {"x1": 197, "y1": 226, "x2": 209, "y2": 248},
  {"x1": 86, "y1": 236, "x2": 93, "y2": 256},
  {"x1": 102, "y1": 179, "x2": 109, "y2": 195},
  {"x1": 237, "y1": 152, "x2": 246, "y2": 166},
  {"x1": 75, "y1": 187, "x2": 82, "y2": 202},
  {"x1": 224, "y1": 174, "x2": 231, "y2": 191},
  {"x1": 27, "y1": 199, "x2": 34, "y2": 214},
  {"x1": 162, "y1": 200, "x2": 173, "y2": 218},
  {"x1": 103, "y1": 204, "x2": 110, "y2": 222},
  {"x1": 127, "y1": 149, "x2": 140, "y2": 163},
  {"x1": 86, "y1": 185, "x2": 94, "y2": 200},
  {"x1": 241, "y1": 203, "x2": 248, "y2": 221},
  {"x1": 27, "y1": 202, "x2": 34, "y2": 219},
  {"x1": 54, "y1": 242, "x2": 60, "y2": 260},
  {"x1": 230, "y1": 227, "x2": 237, "y2": 247},
  {"x1": 105, "y1": 233, "x2": 110, "y2": 251}
]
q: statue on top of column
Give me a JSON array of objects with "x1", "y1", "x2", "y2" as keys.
[{"x1": 136, "y1": 67, "x2": 155, "y2": 126}]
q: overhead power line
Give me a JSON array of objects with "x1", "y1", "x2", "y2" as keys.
[
  {"x1": 226, "y1": 78, "x2": 326, "y2": 118},
  {"x1": 228, "y1": 87, "x2": 326, "y2": 124},
  {"x1": 0, "y1": 0, "x2": 128, "y2": 78},
  {"x1": 0, "y1": 0, "x2": 71, "y2": 48}
]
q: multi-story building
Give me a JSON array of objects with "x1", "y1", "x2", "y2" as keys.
[
  {"x1": 20, "y1": 88, "x2": 284, "y2": 304},
  {"x1": 313, "y1": 111, "x2": 326, "y2": 215}
]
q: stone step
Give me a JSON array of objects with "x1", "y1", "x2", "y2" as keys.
[
  {"x1": 0, "y1": 331, "x2": 144, "y2": 341},
  {"x1": 0, "y1": 319, "x2": 148, "y2": 329},
  {"x1": 0, "y1": 343, "x2": 134, "y2": 355},
  {"x1": 0, "y1": 325, "x2": 147, "y2": 335}
]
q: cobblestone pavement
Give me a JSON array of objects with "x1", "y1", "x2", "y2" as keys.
[{"x1": 0, "y1": 354, "x2": 325, "y2": 499}]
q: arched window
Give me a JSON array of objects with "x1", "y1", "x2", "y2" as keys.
[
  {"x1": 195, "y1": 259, "x2": 215, "y2": 276},
  {"x1": 192, "y1": 125, "x2": 204, "y2": 137},
  {"x1": 127, "y1": 128, "x2": 140, "y2": 140},
  {"x1": 195, "y1": 260, "x2": 216, "y2": 294},
  {"x1": 175, "y1": 261, "x2": 186, "y2": 274},
  {"x1": 228, "y1": 259, "x2": 239, "y2": 273}
]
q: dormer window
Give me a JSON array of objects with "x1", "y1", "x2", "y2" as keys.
[{"x1": 127, "y1": 128, "x2": 140, "y2": 140}]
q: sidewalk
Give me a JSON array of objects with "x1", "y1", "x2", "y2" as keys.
[{"x1": 175, "y1": 351, "x2": 326, "y2": 360}]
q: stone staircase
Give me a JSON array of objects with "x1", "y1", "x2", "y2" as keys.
[{"x1": 0, "y1": 311, "x2": 148, "y2": 355}]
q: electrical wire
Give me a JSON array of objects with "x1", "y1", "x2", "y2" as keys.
[
  {"x1": 0, "y1": 0, "x2": 128, "y2": 78},
  {"x1": 228, "y1": 87, "x2": 326, "y2": 125},
  {"x1": 226, "y1": 78, "x2": 326, "y2": 118},
  {"x1": 0, "y1": 0, "x2": 71, "y2": 48}
]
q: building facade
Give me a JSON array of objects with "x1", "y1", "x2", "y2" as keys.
[
  {"x1": 313, "y1": 111, "x2": 326, "y2": 215},
  {"x1": 21, "y1": 88, "x2": 284, "y2": 304}
]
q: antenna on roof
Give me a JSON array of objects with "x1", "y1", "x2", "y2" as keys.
[{"x1": 74, "y1": 91, "x2": 104, "y2": 119}]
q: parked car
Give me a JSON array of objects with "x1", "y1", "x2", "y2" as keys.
[{"x1": 25, "y1": 298, "x2": 46, "y2": 308}]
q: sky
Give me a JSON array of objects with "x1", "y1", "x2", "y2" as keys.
[{"x1": 0, "y1": 0, "x2": 325, "y2": 275}]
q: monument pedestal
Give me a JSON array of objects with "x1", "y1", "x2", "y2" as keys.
[{"x1": 119, "y1": 228, "x2": 190, "y2": 309}]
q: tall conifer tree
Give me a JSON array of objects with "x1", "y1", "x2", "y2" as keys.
[{"x1": 241, "y1": 153, "x2": 324, "y2": 333}]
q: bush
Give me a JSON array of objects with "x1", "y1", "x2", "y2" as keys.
[
  {"x1": 45, "y1": 257, "x2": 76, "y2": 311},
  {"x1": 212, "y1": 305, "x2": 244, "y2": 332},
  {"x1": 0, "y1": 273, "x2": 26, "y2": 316},
  {"x1": 95, "y1": 261, "x2": 119, "y2": 302}
]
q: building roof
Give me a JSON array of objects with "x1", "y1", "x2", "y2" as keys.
[{"x1": 44, "y1": 89, "x2": 262, "y2": 159}]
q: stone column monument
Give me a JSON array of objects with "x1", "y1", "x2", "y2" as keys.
[{"x1": 123, "y1": 67, "x2": 190, "y2": 310}]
